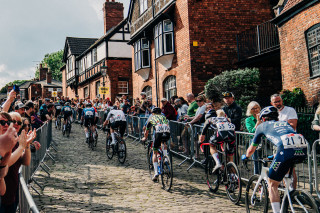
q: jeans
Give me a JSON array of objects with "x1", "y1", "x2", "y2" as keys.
[{"x1": 252, "y1": 149, "x2": 262, "y2": 175}]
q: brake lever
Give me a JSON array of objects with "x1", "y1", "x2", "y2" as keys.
[{"x1": 242, "y1": 159, "x2": 250, "y2": 172}]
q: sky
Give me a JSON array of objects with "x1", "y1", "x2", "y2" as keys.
[{"x1": 0, "y1": 0, "x2": 130, "y2": 89}]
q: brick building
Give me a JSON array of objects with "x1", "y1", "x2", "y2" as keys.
[
  {"x1": 128, "y1": 0, "x2": 278, "y2": 106},
  {"x1": 62, "y1": 0, "x2": 132, "y2": 101},
  {"x1": 273, "y1": 0, "x2": 320, "y2": 104}
]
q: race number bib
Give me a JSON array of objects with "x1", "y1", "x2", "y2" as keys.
[
  {"x1": 280, "y1": 133, "x2": 307, "y2": 149},
  {"x1": 85, "y1": 111, "x2": 94, "y2": 116},
  {"x1": 155, "y1": 124, "x2": 170, "y2": 133},
  {"x1": 216, "y1": 122, "x2": 235, "y2": 131}
]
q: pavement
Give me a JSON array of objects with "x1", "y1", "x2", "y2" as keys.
[{"x1": 32, "y1": 123, "x2": 253, "y2": 212}]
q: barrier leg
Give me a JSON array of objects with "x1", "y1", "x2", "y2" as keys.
[
  {"x1": 31, "y1": 185, "x2": 41, "y2": 196},
  {"x1": 47, "y1": 152, "x2": 56, "y2": 162},
  {"x1": 40, "y1": 164, "x2": 50, "y2": 177},
  {"x1": 186, "y1": 160, "x2": 196, "y2": 172},
  {"x1": 42, "y1": 162, "x2": 51, "y2": 171},
  {"x1": 32, "y1": 178, "x2": 44, "y2": 191},
  {"x1": 178, "y1": 158, "x2": 189, "y2": 167}
]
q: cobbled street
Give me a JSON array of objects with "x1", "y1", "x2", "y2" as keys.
[{"x1": 32, "y1": 124, "x2": 252, "y2": 212}]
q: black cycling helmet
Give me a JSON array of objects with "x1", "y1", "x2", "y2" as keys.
[
  {"x1": 259, "y1": 106, "x2": 279, "y2": 120},
  {"x1": 112, "y1": 106, "x2": 118, "y2": 110},
  {"x1": 65, "y1": 102, "x2": 70, "y2": 106},
  {"x1": 152, "y1": 107, "x2": 162, "y2": 114},
  {"x1": 86, "y1": 103, "x2": 92, "y2": 107},
  {"x1": 205, "y1": 109, "x2": 217, "y2": 120}
]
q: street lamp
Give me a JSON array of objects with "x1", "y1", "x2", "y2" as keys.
[{"x1": 100, "y1": 61, "x2": 108, "y2": 99}]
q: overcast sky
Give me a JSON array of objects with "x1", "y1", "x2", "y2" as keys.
[{"x1": 0, "y1": 0, "x2": 130, "y2": 88}]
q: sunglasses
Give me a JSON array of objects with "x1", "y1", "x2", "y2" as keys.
[
  {"x1": 12, "y1": 120, "x2": 22, "y2": 125},
  {"x1": 222, "y1": 92, "x2": 233, "y2": 97},
  {"x1": 0, "y1": 120, "x2": 12, "y2": 126}
]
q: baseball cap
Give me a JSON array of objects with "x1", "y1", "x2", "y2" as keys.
[
  {"x1": 222, "y1": 91, "x2": 234, "y2": 98},
  {"x1": 174, "y1": 98, "x2": 181, "y2": 103},
  {"x1": 161, "y1": 98, "x2": 168, "y2": 102},
  {"x1": 45, "y1": 98, "x2": 50, "y2": 102},
  {"x1": 15, "y1": 102, "x2": 26, "y2": 110}
]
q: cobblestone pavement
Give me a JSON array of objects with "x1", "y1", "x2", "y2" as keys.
[{"x1": 32, "y1": 124, "x2": 254, "y2": 212}]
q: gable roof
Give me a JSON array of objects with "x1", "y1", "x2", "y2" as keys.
[
  {"x1": 63, "y1": 37, "x2": 98, "y2": 61},
  {"x1": 281, "y1": 0, "x2": 304, "y2": 13},
  {"x1": 19, "y1": 81, "x2": 34, "y2": 89},
  {"x1": 35, "y1": 79, "x2": 62, "y2": 88}
]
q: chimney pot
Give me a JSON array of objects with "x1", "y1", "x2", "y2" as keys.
[{"x1": 46, "y1": 68, "x2": 52, "y2": 84}]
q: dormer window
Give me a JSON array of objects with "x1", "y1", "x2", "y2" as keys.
[
  {"x1": 139, "y1": 0, "x2": 148, "y2": 15},
  {"x1": 134, "y1": 38, "x2": 150, "y2": 71},
  {"x1": 154, "y1": 20, "x2": 174, "y2": 59}
]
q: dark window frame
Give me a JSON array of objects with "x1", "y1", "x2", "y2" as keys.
[
  {"x1": 154, "y1": 19, "x2": 174, "y2": 59},
  {"x1": 163, "y1": 75, "x2": 177, "y2": 100},
  {"x1": 306, "y1": 23, "x2": 320, "y2": 78},
  {"x1": 134, "y1": 38, "x2": 151, "y2": 71},
  {"x1": 142, "y1": 86, "x2": 152, "y2": 100}
]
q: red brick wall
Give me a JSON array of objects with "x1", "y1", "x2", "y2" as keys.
[
  {"x1": 188, "y1": 0, "x2": 275, "y2": 95},
  {"x1": 278, "y1": 2, "x2": 320, "y2": 103},
  {"x1": 103, "y1": 0, "x2": 124, "y2": 34},
  {"x1": 29, "y1": 84, "x2": 42, "y2": 100},
  {"x1": 61, "y1": 67, "x2": 67, "y2": 97}
]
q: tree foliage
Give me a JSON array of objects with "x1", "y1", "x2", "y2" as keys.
[
  {"x1": 0, "y1": 80, "x2": 28, "y2": 94},
  {"x1": 281, "y1": 88, "x2": 306, "y2": 108},
  {"x1": 35, "y1": 50, "x2": 64, "y2": 81},
  {"x1": 205, "y1": 67, "x2": 260, "y2": 108}
]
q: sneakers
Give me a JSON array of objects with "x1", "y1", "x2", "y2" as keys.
[
  {"x1": 212, "y1": 164, "x2": 222, "y2": 174},
  {"x1": 152, "y1": 174, "x2": 159, "y2": 181},
  {"x1": 201, "y1": 158, "x2": 208, "y2": 165}
]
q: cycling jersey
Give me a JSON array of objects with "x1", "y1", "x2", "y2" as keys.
[
  {"x1": 201, "y1": 117, "x2": 236, "y2": 155},
  {"x1": 252, "y1": 120, "x2": 307, "y2": 181},
  {"x1": 82, "y1": 107, "x2": 95, "y2": 118},
  {"x1": 145, "y1": 115, "x2": 170, "y2": 149},
  {"x1": 106, "y1": 110, "x2": 126, "y2": 123}
]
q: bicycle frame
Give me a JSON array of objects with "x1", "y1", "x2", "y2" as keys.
[{"x1": 250, "y1": 166, "x2": 269, "y2": 206}]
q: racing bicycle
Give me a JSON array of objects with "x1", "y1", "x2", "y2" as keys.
[{"x1": 105, "y1": 127, "x2": 127, "y2": 164}]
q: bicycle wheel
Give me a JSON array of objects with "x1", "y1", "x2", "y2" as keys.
[
  {"x1": 245, "y1": 175, "x2": 269, "y2": 213},
  {"x1": 283, "y1": 189, "x2": 319, "y2": 213},
  {"x1": 205, "y1": 156, "x2": 220, "y2": 193},
  {"x1": 147, "y1": 143, "x2": 153, "y2": 180},
  {"x1": 161, "y1": 153, "x2": 173, "y2": 191},
  {"x1": 106, "y1": 136, "x2": 114, "y2": 159},
  {"x1": 66, "y1": 124, "x2": 70, "y2": 138},
  {"x1": 57, "y1": 118, "x2": 61, "y2": 130},
  {"x1": 225, "y1": 161, "x2": 242, "y2": 204},
  {"x1": 117, "y1": 139, "x2": 126, "y2": 164}
]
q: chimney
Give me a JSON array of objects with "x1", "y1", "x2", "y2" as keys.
[
  {"x1": 103, "y1": 0, "x2": 124, "y2": 34},
  {"x1": 46, "y1": 69, "x2": 52, "y2": 84},
  {"x1": 39, "y1": 63, "x2": 48, "y2": 81}
]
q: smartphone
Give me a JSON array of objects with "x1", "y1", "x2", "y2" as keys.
[{"x1": 13, "y1": 85, "x2": 20, "y2": 93}]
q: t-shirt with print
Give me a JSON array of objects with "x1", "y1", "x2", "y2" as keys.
[{"x1": 187, "y1": 101, "x2": 198, "y2": 117}]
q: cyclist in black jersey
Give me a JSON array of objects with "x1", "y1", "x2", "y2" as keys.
[
  {"x1": 142, "y1": 107, "x2": 170, "y2": 181},
  {"x1": 242, "y1": 106, "x2": 307, "y2": 213}
]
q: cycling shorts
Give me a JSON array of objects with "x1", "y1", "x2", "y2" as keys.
[
  {"x1": 84, "y1": 117, "x2": 94, "y2": 127},
  {"x1": 209, "y1": 130, "x2": 236, "y2": 156},
  {"x1": 63, "y1": 111, "x2": 72, "y2": 120},
  {"x1": 153, "y1": 132, "x2": 170, "y2": 150},
  {"x1": 268, "y1": 148, "x2": 307, "y2": 182},
  {"x1": 55, "y1": 110, "x2": 61, "y2": 117},
  {"x1": 110, "y1": 121, "x2": 127, "y2": 137}
]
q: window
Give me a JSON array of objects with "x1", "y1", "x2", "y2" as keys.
[
  {"x1": 142, "y1": 86, "x2": 152, "y2": 99},
  {"x1": 118, "y1": 81, "x2": 128, "y2": 94},
  {"x1": 306, "y1": 24, "x2": 320, "y2": 77},
  {"x1": 68, "y1": 57, "x2": 73, "y2": 72},
  {"x1": 92, "y1": 48, "x2": 97, "y2": 64},
  {"x1": 96, "y1": 81, "x2": 100, "y2": 98},
  {"x1": 139, "y1": 0, "x2": 148, "y2": 15},
  {"x1": 163, "y1": 75, "x2": 176, "y2": 100},
  {"x1": 84, "y1": 87, "x2": 89, "y2": 99},
  {"x1": 134, "y1": 38, "x2": 150, "y2": 71},
  {"x1": 154, "y1": 20, "x2": 174, "y2": 58}
]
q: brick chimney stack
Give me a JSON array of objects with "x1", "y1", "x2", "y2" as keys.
[
  {"x1": 103, "y1": 0, "x2": 124, "y2": 34},
  {"x1": 39, "y1": 63, "x2": 48, "y2": 81},
  {"x1": 46, "y1": 69, "x2": 52, "y2": 84}
]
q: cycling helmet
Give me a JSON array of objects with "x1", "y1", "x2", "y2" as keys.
[
  {"x1": 205, "y1": 109, "x2": 217, "y2": 120},
  {"x1": 86, "y1": 103, "x2": 92, "y2": 107},
  {"x1": 152, "y1": 107, "x2": 162, "y2": 114},
  {"x1": 112, "y1": 106, "x2": 118, "y2": 110},
  {"x1": 65, "y1": 102, "x2": 70, "y2": 106},
  {"x1": 259, "y1": 106, "x2": 279, "y2": 120}
]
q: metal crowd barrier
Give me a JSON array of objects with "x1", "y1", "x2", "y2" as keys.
[
  {"x1": 312, "y1": 139, "x2": 320, "y2": 199},
  {"x1": 17, "y1": 120, "x2": 55, "y2": 213}
]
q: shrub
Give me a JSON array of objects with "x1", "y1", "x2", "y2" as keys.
[
  {"x1": 204, "y1": 67, "x2": 260, "y2": 108},
  {"x1": 280, "y1": 88, "x2": 306, "y2": 108}
]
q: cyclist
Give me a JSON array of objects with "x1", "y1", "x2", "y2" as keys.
[
  {"x1": 141, "y1": 107, "x2": 170, "y2": 181},
  {"x1": 199, "y1": 108, "x2": 236, "y2": 173},
  {"x1": 54, "y1": 99, "x2": 62, "y2": 128},
  {"x1": 81, "y1": 103, "x2": 96, "y2": 142},
  {"x1": 103, "y1": 106, "x2": 127, "y2": 146},
  {"x1": 61, "y1": 102, "x2": 72, "y2": 133},
  {"x1": 241, "y1": 106, "x2": 307, "y2": 213},
  {"x1": 93, "y1": 106, "x2": 100, "y2": 139}
]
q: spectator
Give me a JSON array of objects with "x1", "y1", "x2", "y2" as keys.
[
  {"x1": 270, "y1": 94, "x2": 298, "y2": 130},
  {"x1": 161, "y1": 98, "x2": 176, "y2": 120},
  {"x1": 170, "y1": 95, "x2": 179, "y2": 110},
  {"x1": 245, "y1": 101, "x2": 262, "y2": 174},
  {"x1": 14, "y1": 102, "x2": 26, "y2": 117},
  {"x1": 138, "y1": 93, "x2": 147, "y2": 117},
  {"x1": 121, "y1": 99, "x2": 131, "y2": 114},
  {"x1": 185, "y1": 93, "x2": 198, "y2": 119},
  {"x1": 114, "y1": 100, "x2": 120, "y2": 110},
  {"x1": 312, "y1": 105, "x2": 320, "y2": 131},
  {"x1": 222, "y1": 91, "x2": 242, "y2": 131},
  {"x1": 186, "y1": 95, "x2": 206, "y2": 125},
  {"x1": 24, "y1": 101, "x2": 35, "y2": 126},
  {"x1": 175, "y1": 98, "x2": 189, "y2": 121},
  {"x1": 145, "y1": 98, "x2": 155, "y2": 117}
]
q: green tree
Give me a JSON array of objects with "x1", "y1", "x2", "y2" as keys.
[
  {"x1": 281, "y1": 88, "x2": 306, "y2": 108},
  {"x1": 0, "y1": 80, "x2": 28, "y2": 93},
  {"x1": 205, "y1": 68, "x2": 260, "y2": 108},
  {"x1": 35, "y1": 50, "x2": 65, "y2": 81}
]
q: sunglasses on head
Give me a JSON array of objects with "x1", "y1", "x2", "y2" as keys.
[
  {"x1": 0, "y1": 120, "x2": 11, "y2": 126},
  {"x1": 12, "y1": 120, "x2": 22, "y2": 125},
  {"x1": 222, "y1": 92, "x2": 233, "y2": 97}
]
